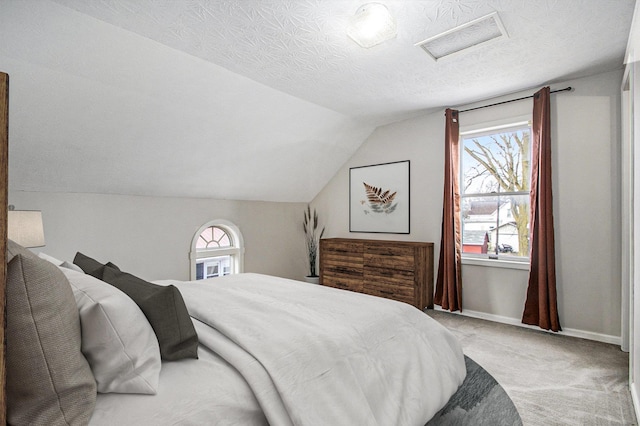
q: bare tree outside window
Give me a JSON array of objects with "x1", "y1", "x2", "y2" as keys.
[{"x1": 461, "y1": 124, "x2": 531, "y2": 259}]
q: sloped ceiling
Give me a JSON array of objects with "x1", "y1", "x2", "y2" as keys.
[{"x1": 0, "y1": 0, "x2": 635, "y2": 202}]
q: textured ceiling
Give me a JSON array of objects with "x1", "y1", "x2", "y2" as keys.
[
  {"x1": 0, "y1": 0, "x2": 635, "y2": 202},
  {"x1": 51, "y1": 0, "x2": 635, "y2": 123}
]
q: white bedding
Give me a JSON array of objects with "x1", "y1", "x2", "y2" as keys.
[
  {"x1": 90, "y1": 340, "x2": 268, "y2": 425},
  {"x1": 91, "y1": 273, "x2": 465, "y2": 425}
]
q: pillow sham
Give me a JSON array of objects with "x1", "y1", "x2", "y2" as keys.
[
  {"x1": 62, "y1": 260, "x2": 85, "y2": 273},
  {"x1": 6, "y1": 252, "x2": 96, "y2": 425},
  {"x1": 73, "y1": 251, "x2": 106, "y2": 276},
  {"x1": 38, "y1": 251, "x2": 63, "y2": 265},
  {"x1": 39, "y1": 251, "x2": 85, "y2": 273},
  {"x1": 105, "y1": 261, "x2": 120, "y2": 271},
  {"x1": 62, "y1": 267, "x2": 161, "y2": 394},
  {"x1": 7, "y1": 238, "x2": 32, "y2": 261},
  {"x1": 100, "y1": 265, "x2": 199, "y2": 361}
]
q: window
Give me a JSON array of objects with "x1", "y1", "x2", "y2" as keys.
[
  {"x1": 190, "y1": 220, "x2": 244, "y2": 280},
  {"x1": 460, "y1": 120, "x2": 531, "y2": 263}
]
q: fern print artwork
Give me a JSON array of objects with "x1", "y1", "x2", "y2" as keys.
[
  {"x1": 362, "y1": 182, "x2": 398, "y2": 215},
  {"x1": 350, "y1": 160, "x2": 409, "y2": 233}
]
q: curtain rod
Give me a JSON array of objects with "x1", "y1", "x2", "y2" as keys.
[{"x1": 459, "y1": 86, "x2": 572, "y2": 113}]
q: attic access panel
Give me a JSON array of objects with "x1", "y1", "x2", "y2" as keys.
[{"x1": 415, "y1": 12, "x2": 508, "y2": 61}]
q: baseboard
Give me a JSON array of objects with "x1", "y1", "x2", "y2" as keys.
[
  {"x1": 432, "y1": 306, "x2": 622, "y2": 346},
  {"x1": 631, "y1": 381, "x2": 640, "y2": 424}
]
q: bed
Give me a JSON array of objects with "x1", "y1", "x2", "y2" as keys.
[{"x1": 5, "y1": 239, "x2": 466, "y2": 425}]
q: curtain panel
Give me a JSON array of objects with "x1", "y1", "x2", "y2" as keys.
[
  {"x1": 435, "y1": 109, "x2": 462, "y2": 312},
  {"x1": 522, "y1": 87, "x2": 561, "y2": 331}
]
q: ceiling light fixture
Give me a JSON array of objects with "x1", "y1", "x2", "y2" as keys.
[{"x1": 347, "y1": 3, "x2": 397, "y2": 48}]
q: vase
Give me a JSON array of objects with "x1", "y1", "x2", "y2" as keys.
[{"x1": 304, "y1": 276, "x2": 320, "y2": 284}]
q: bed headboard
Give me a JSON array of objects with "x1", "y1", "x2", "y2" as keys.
[{"x1": 1, "y1": 71, "x2": 9, "y2": 425}]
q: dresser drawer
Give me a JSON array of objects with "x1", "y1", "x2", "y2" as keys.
[
  {"x1": 363, "y1": 247, "x2": 416, "y2": 272},
  {"x1": 323, "y1": 240, "x2": 364, "y2": 255},
  {"x1": 322, "y1": 253, "x2": 363, "y2": 270},
  {"x1": 323, "y1": 274, "x2": 364, "y2": 293},
  {"x1": 363, "y1": 267, "x2": 414, "y2": 287},
  {"x1": 364, "y1": 281, "x2": 415, "y2": 306},
  {"x1": 323, "y1": 262, "x2": 363, "y2": 277}
]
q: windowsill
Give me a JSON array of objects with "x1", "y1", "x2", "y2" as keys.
[{"x1": 462, "y1": 256, "x2": 530, "y2": 271}]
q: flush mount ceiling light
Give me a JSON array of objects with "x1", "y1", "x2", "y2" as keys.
[
  {"x1": 347, "y1": 3, "x2": 397, "y2": 48},
  {"x1": 415, "y1": 12, "x2": 508, "y2": 61}
]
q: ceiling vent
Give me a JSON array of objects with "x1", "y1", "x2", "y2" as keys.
[{"x1": 415, "y1": 12, "x2": 508, "y2": 61}]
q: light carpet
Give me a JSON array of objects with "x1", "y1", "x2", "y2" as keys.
[{"x1": 428, "y1": 310, "x2": 636, "y2": 426}]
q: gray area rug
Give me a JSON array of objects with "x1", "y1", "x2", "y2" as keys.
[{"x1": 426, "y1": 355, "x2": 522, "y2": 426}]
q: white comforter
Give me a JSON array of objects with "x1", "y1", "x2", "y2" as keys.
[
  {"x1": 170, "y1": 273, "x2": 465, "y2": 425},
  {"x1": 91, "y1": 273, "x2": 465, "y2": 426}
]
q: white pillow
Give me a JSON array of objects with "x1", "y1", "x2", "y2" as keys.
[
  {"x1": 38, "y1": 252, "x2": 85, "y2": 273},
  {"x1": 61, "y1": 260, "x2": 84, "y2": 273},
  {"x1": 38, "y1": 252, "x2": 63, "y2": 266},
  {"x1": 61, "y1": 268, "x2": 161, "y2": 394}
]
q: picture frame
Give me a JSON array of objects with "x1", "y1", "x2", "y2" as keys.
[{"x1": 349, "y1": 160, "x2": 410, "y2": 234}]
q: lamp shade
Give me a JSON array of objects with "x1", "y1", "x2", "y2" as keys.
[
  {"x1": 8, "y1": 210, "x2": 45, "y2": 248},
  {"x1": 347, "y1": 3, "x2": 397, "y2": 48}
]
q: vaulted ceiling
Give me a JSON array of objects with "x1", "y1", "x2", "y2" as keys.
[{"x1": 0, "y1": 0, "x2": 635, "y2": 202}]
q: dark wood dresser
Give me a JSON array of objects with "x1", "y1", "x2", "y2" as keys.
[{"x1": 319, "y1": 238, "x2": 434, "y2": 310}]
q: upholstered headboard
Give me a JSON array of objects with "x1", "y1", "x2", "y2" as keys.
[{"x1": 1, "y1": 71, "x2": 10, "y2": 425}]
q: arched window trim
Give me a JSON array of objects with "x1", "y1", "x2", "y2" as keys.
[{"x1": 189, "y1": 219, "x2": 245, "y2": 280}]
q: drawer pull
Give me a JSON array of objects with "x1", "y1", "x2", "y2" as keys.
[{"x1": 379, "y1": 290, "x2": 394, "y2": 295}]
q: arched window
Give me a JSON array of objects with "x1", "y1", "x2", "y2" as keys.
[{"x1": 190, "y1": 220, "x2": 244, "y2": 280}]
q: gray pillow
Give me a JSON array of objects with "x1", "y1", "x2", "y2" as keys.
[
  {"x1": 100, "y1": 265, "x2": 199, "y2": 361},
  {"x1": 73, "y1": 251, "x2": 105, "y2": 276},
  {"x1": 7, "y1": 238, "x2": 33, "y2": 262},
  {"x1": 7, "y1": 253, "x2": 97, "y2": 425}
]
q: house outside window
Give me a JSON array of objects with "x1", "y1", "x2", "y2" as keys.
[
  {"x1": 190, "y1": 220, "x2": 244, "y2": 280},
  {"x1": 460, "y1": 119, "x2": 531, "y2": 263}
]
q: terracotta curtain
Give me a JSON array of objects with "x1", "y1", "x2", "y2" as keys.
[
  {"x1": 522, "y1": 87, "x2": 561, "y2": 331},
  {"x1": 435, "y1": 109, "x2": 462, "y2": 311}
]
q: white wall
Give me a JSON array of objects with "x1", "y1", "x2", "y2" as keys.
[
  {"x1": 314, "y1": 69, "x2": 623, "y2": 341},
  {"x1": 624, "y1": 2, "x2": 640, "y2": 417},
  {"x1": 631, "y1": 59, "x2": 640, "y2": 417},
  {"x1": 9, "y1": 190, "x2": 307, "y2": 282}
]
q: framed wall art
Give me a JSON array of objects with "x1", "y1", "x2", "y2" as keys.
[{"x1": 349, "y1": 160, "x2": 410, "y2": 234}]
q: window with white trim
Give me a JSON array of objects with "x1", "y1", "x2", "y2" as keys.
[
  {"x1": 190, "y1": 220, "x2": 244, "y2": 280},
  {"x1": 460, "y1": 119, "x2": 531, "y2": 263}
]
